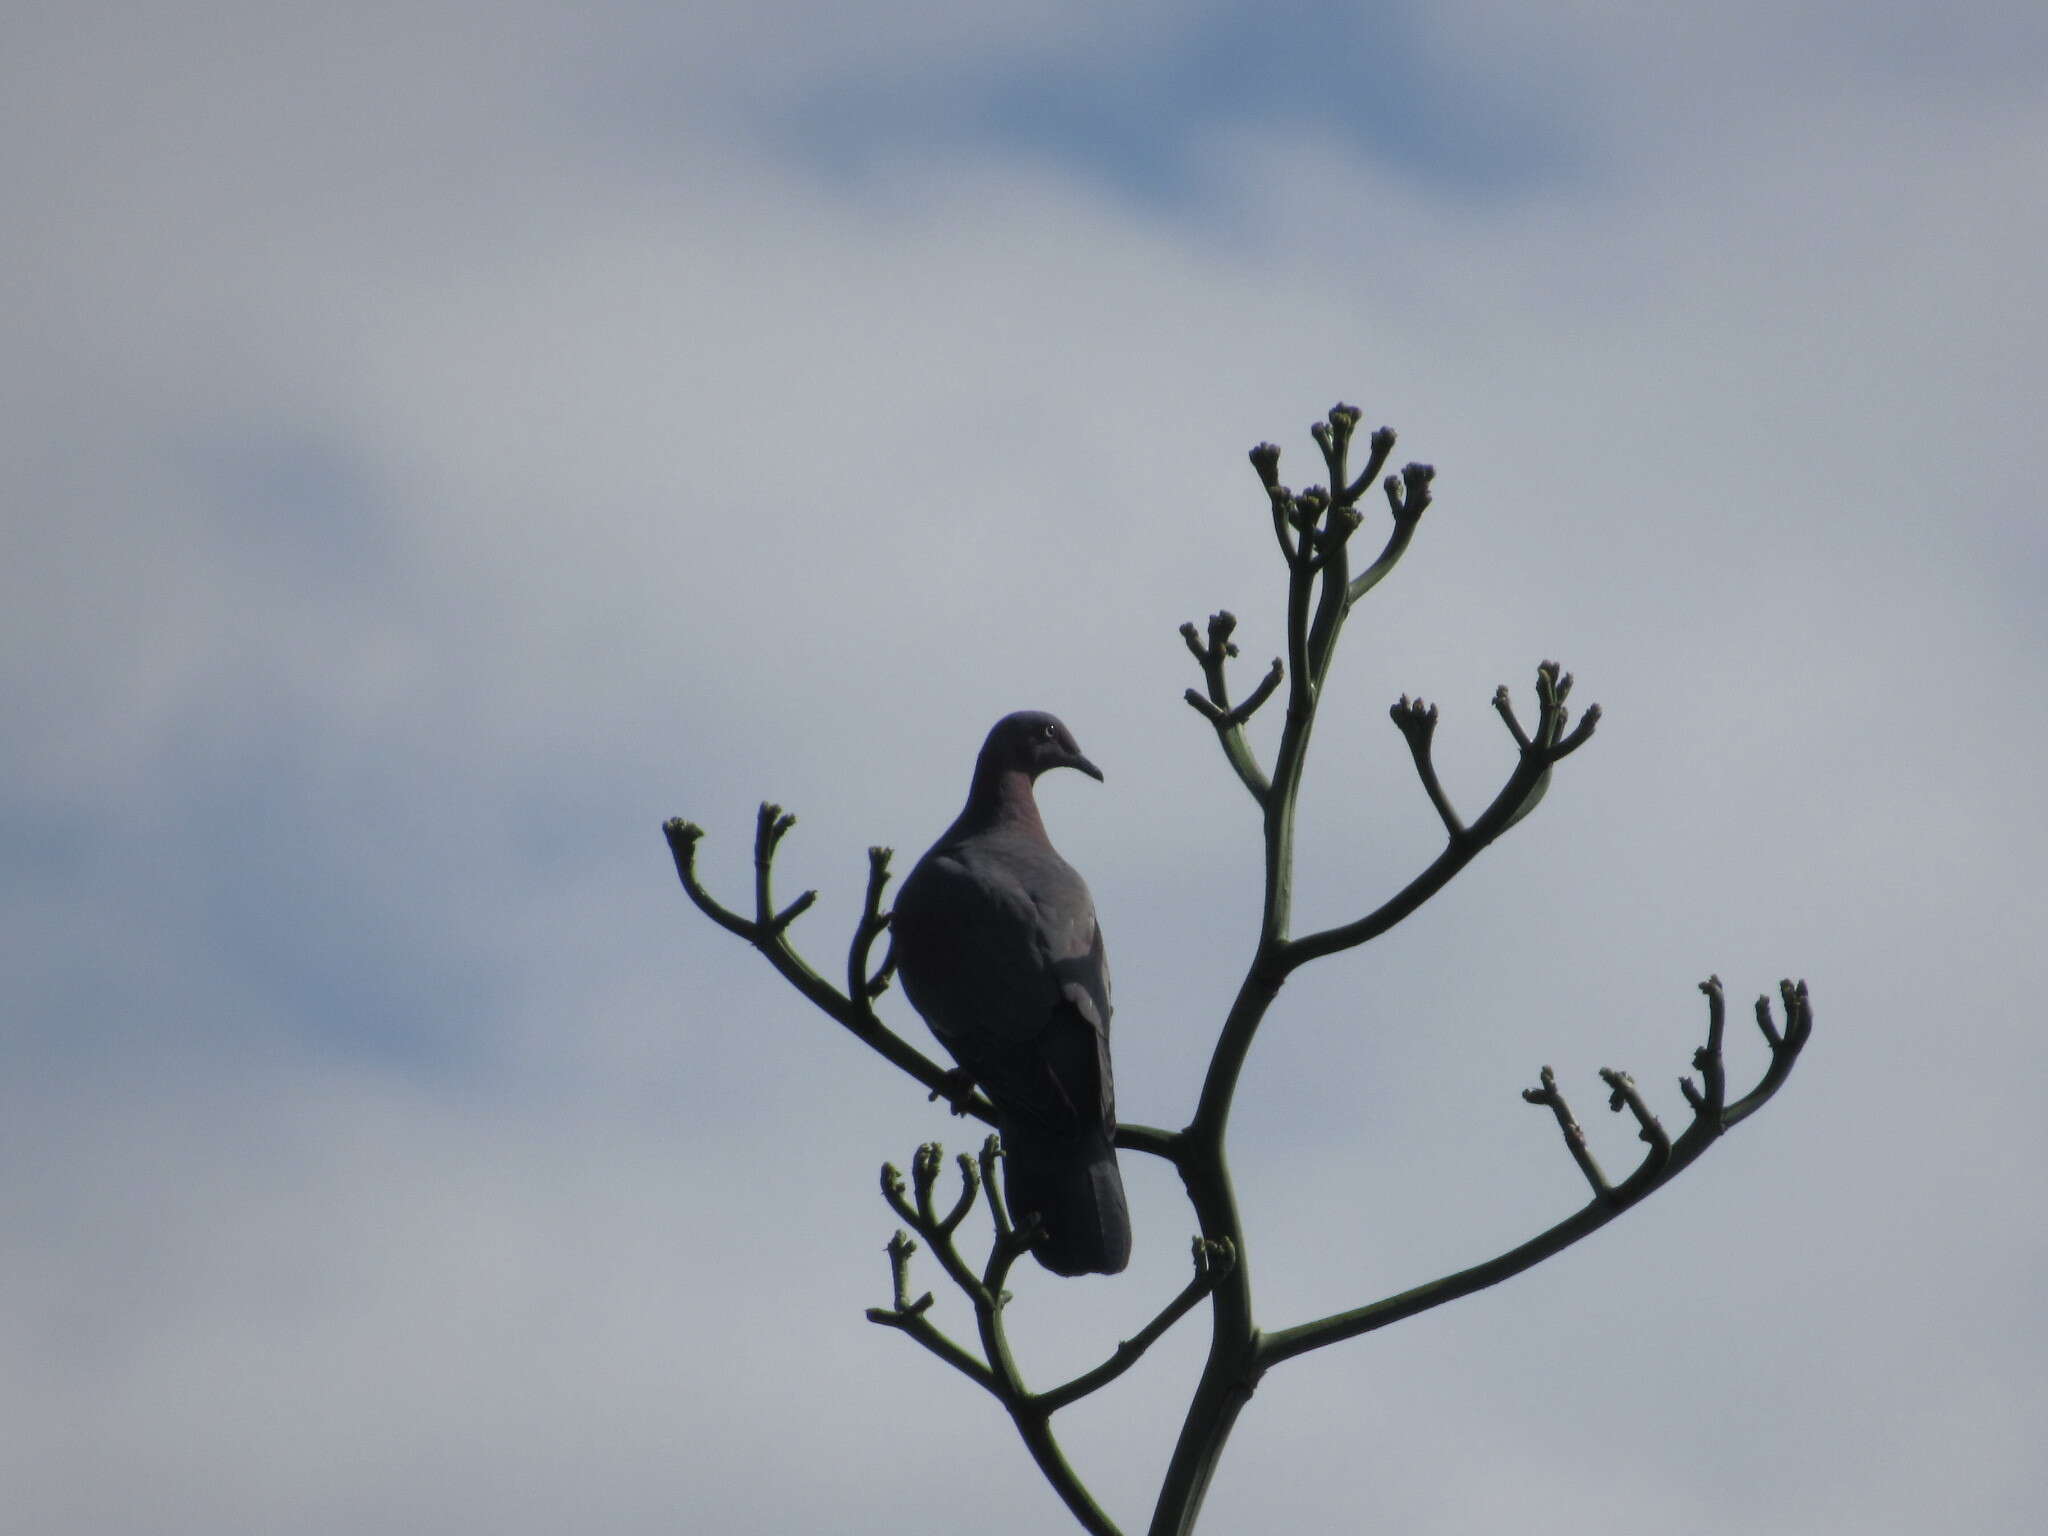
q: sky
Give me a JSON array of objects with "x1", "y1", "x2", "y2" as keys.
[{"x1": 4, "y1": 2, "x2": 2045, "y2": 1532}]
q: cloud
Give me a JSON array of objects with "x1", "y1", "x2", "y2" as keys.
[{"x1": 3, "y1": 3, "x2": 2044, "y2": 1532}]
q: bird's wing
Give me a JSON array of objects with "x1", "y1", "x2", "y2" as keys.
[
  {"x1": 894, "y1": 845, "x2": 1060, "y2": 1047},
  {"x1": 894, "y1": 838, "x2": 1114, "y2": 1136}
]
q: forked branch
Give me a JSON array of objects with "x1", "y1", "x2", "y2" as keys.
[
  {"x1": 1037, "y1": 1238, "x2": 1238, "y2": 1414},
  {"x1": 1181, "y1": 610, "x2": 1281, "y2": 803},
  {"x1": 1258, "y1": 977, "x2": 1813, "y2": 1366},
  {"x1": 663, "y1": 815, "x2": 999, "y2": 1122},
  {"x1": 1279, "y1": 659, "x2": 1602, "y2": 973},
  {"x1": 664, "y1": 816, "x2": 1179, "y2": 1163},
  {"x1": 666, "y1": 398, "x2": 1814, "y2": 1536},
  {"x1": 866, "y1": 1137, "x2": 1231, "y2": 1536}
]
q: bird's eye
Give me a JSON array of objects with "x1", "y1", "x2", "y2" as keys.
[{"x1": 1042, "y1": 723, "x2": 1058, "y2": 740}]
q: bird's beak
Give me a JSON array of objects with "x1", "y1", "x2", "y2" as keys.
[{"x1": 1072, "y1": 754, "x2": 1104, "y2": 782}]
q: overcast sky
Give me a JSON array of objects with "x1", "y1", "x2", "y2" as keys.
[{"x1": 5, "y1": 3, "x2": 2045, "y2": 1532}]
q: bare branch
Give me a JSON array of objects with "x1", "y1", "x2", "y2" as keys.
[
  {"x1": 1114, "y1": 1121, "x2": 1184, "y2": 1163},
  {"x1": 671, "y1": 816, "x2": 1190, "y2": 1172},
  {"x1": 767, "y1": 888, "x2": 816, "y2": 933},
  {"x1": 674, "y1": 397, "x2": 1811, "y2": 1536},
  {"x1": 1303, "y1": 407, "x2": 1370, "y2": 664},
  {"x1": 1036, "y1": 1239, "x2": 1239, "y2": 1415},
  {"x1": 1285, "y1": 662, "x2": 1601, "y2": 971},
  {"x1": 1599, "y1": 1068, "x2": 1672, "y2": 1172},
  {"x1": 977, "y1": 1134, "x2": 1015, "y2": 1246},
  {"x1": 1342, "y1": 423, "x2": 1398, "y2": 507},
  {"x1": 1554, "y1": 703, "x2": 1603, "y2": 759},
  {"x1": 1385, "y1": 461, "x2": 1435, "y2": 525},
  {"x1": 846, "y1": 845, "x2": 895, "y2": 1004},
  {"x1": 910, "y1": 1141, "x2": 946, "y2": 1227},
  {"x1": 973, "y1": 1140, "x2": 1049, "y2": 1300},
  {"x1": 1754, "y1": 989, "x2": 1783, "y2": 1049},
  {"x1": 1521, "y1": 1065, "x2": 1611, "y2": 1200},
  {"x1": 865, "y1": 1230, "x2": 997, "y2": 1392},
  {"x1": 867, "y1": 1138, "x2": 1130, "y2": 1536},
  {"x1": 664, "y1": 819, "x2": 756, "y2": 942},
  {"x1": 939, "y1": 1150, "x2": 982, "y2": 1237},
  {"x1": 1258, "y1": 977, "x2": 1814, "y2": 1369},
  {"x1": 879, "y1": 1160, "x2": 919, "y2": 1230},
  {"x1": 1492, "y1": 683, "x2": 1532, "y2": 751},
  {"x1": 752, "y1": 802, "x2": 805, "y2": 927},
  {"x1": 883, "y1": 1229, "x2": 929, "y2": 1316},
  {"x1": 663, "y1": 817, "x2": 1001, "y2": 1121},
  {"x1": 1724, "y1": 979, "x2": 1813, "y2": 1130},
  {"x1": 1389, "y1": 694, "x2": 1463, "y2": 838},
  {"x1": 1282, "y1": 494, "x2": 1318, "y2": 718},
  {"x1": 1248, "y1": 441, "x2": 1283, "y2": 493},
  {"x1": 1679, "y1": 976, "x2": 1728, "y2": 1118},
  {"x1": 1249, "y1": 443, "x2": 1298, "y2": 568},
  {"x1": 1345, "y1": 508, "x2": 1422, "y2": 606},
  {"x1": 1232, "y1": 658, "x2": 1286, "y2": 725},
  {"x1": 908, "y1": 1144, "x2": 1003, "y2": 1310},
  {"x1": 1344, "y1": 457, "x2": 1429, "y2": 604},
  {"x1": 1180, "y1": 609, "x2": 1277, "y2": 802}
]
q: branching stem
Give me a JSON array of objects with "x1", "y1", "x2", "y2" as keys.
[{"x1": 670, "y1": 399, "x2": 1813, "y2": 1536}]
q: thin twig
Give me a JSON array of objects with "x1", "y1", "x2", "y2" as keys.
[
  {"x1": 1600, "y1": 1068, "x2": 1673, "y2": 1173},
  {"x1": 1522, "y1": 1066, "x2": 1611, "y2": 1200},
  {"x1": 1037, "y1": 1239, "x2": 1237, "y2": 1414},
  {"x1": 1390, "y1": 695, "x2": 1463, "y2": 838},
  {"x1": 1180, "y1": 609, "x2": 1277, "y2": 802},
  {"x1": 846, "y1": 845, "x2": 895, "y2": 1007}
]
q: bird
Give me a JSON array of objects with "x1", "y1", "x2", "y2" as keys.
[{"x1": 889, "y1": 711, "x2": 1130, "y2": 1276}]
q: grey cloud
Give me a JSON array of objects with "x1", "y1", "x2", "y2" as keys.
[{"x1": 3, "y1": 4, "x2": 2043, "y2": 1534}]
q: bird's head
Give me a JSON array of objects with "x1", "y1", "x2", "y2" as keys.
[{"x1": 982, "y1": 711, "x2": 1104, "y2": 784}]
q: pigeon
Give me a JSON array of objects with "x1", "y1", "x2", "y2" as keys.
[{"x1": 890, "y1": 711, "x2": 1130, "y2": 1276}]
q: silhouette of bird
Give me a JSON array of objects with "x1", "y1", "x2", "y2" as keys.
[{"x1": 890, "y1": 711, "x2": 1129, "y2": 1276}]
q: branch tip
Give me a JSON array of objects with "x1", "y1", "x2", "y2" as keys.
[
  {"x1": 755, "y1": 801, "x2": 796, "y2": 849},
  {"x1": 911, "y1": 1140, "x2": 943, "y2": 1201},
  {"x1": 940, "y1": 1152, "x2": 982, "y2": 1235},
  {"x1": 1599, "y1": 1068, "x2": 1672, "y2": 1162},
  {"x1": 1386, "y1": 462, "x2": 1435, "y2": 523},
  {"x1": 1555, "y1": 702, "x2": 1602, "y2": 756},
  {"x1": 1524, "y1": 1064, "x2": 1611, "y2": 1198},
  {"x1": 1249, "y1": 441, "x2": 1282, "y2": 489},
  {"x1": 1392, "y1": 694, "x2": 1462, "y2": 837},
  {"x1": 1340, "y1": 425, "x2": 1399, "y2": 503},
  {"x1": 1753, "y1": 992, "x2": 1782, "y2": 1048},
  {"x1": 1207, "y1": 609, "x2": 1240, "y2": 656},
  {"x1": 1390, "y1": 694, "x2": 1438, "y2": 739},
  {"x1": 1492, "y1": 684, "x2": 1531, "y2": 749},
  {"x1": 770, "y1": 888, "x2": 817, "y2": 932},
  {"x1": 1222, "y1": 658, "x2": 1284, "y2": 727},
  {"x1": 1782, "y1": 979, "x2": 1814, "y2": 1048}
]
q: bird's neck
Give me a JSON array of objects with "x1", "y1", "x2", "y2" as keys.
[{"x1": 958, "y1": 766, "x2": 1047, "y2": 838}]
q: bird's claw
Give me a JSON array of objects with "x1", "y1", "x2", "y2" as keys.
[{"x1": 928, "y1": 1067, "x2": 978, "y2": 1116}]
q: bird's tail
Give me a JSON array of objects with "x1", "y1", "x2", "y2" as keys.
[{"x1": 1001, "y1": 1124, "x2": 1131, "y2": 1276}]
